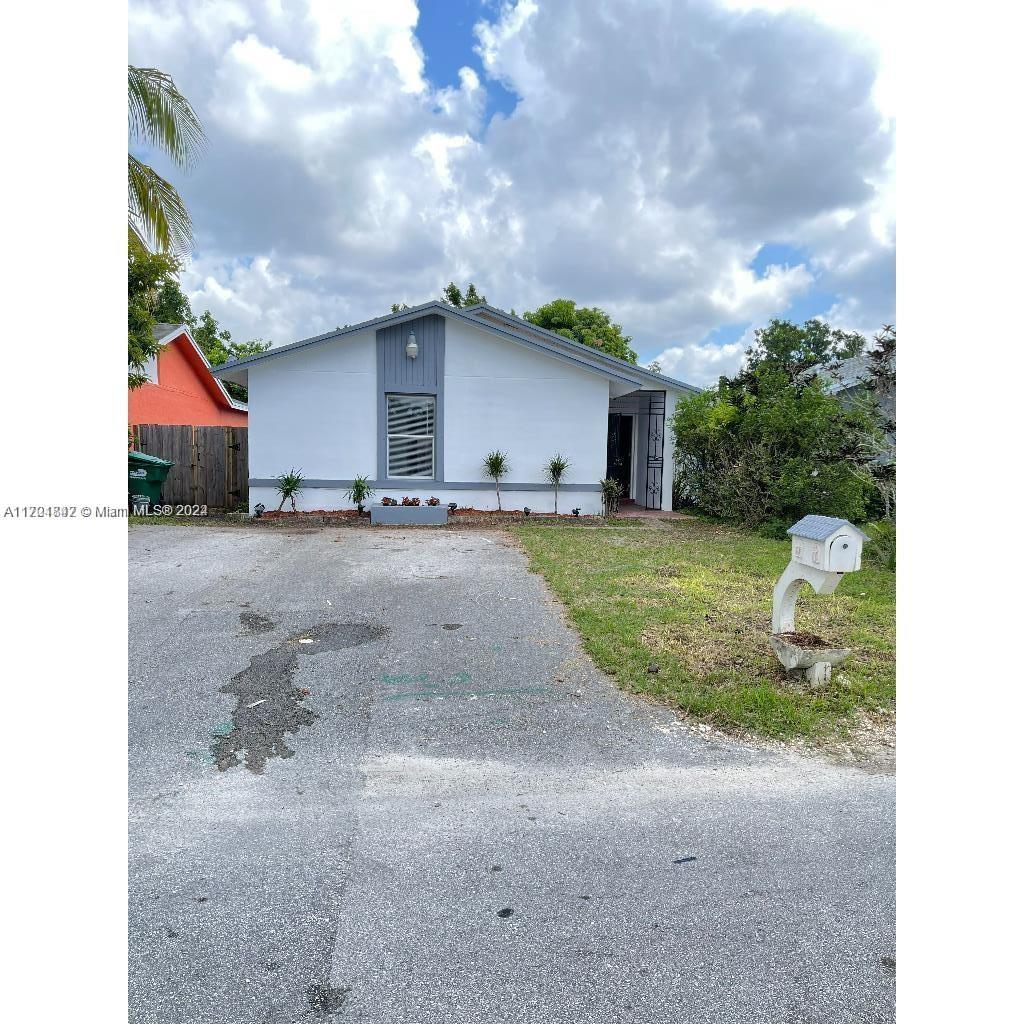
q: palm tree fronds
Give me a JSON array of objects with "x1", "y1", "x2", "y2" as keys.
[
  {"x1": 129, "y1": 66, "x2": 205, "y2": 169},
  {"x1": 129, "y1": 154, "x2": 194, "y2": 255}
]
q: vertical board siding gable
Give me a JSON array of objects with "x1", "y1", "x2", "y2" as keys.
[{"x1": 376, "y1": 314, "x2": 445, "y2": 482}]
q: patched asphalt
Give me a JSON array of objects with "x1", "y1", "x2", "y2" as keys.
[{"x1": 129, "y1": 525, "x2": 895, "y2": 1024}]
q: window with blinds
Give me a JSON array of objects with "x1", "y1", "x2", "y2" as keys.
[{"x1": 386, "y1": 394, "x2": 435, "y2": 478}]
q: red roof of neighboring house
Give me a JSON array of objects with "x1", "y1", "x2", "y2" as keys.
[{"x1": 129, "y1": 324, "x2": 248, "y2": 427}]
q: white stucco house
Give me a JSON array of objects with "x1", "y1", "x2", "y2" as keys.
[{"x1": 213, "y1": 301, "x2": 701, "y2": 515}]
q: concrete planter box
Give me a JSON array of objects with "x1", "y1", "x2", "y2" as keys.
[{"x1": 370, "y1": 504, "x2": 448, "y2": 526}]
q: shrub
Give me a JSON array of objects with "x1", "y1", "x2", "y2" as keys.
[
  {"x1": 670, "y1": 319, "x2": 889, "y2": 527},
  {"x1": 600, "y1": 477, "x2": 623, "y2": 515},
  {"x1": 483, "y1": 450, "x2": 510, "y2": 511},
  {"x1": 544, "y1": 453, "x2": 571, "y2": 513},
  {"x1": 863, "y1": 520, "x2": 897, "y2": 570},
  {"x1": 345, "y1": 475, "x2": 374, "y2": 514},
  {"x1": 274, "y1": 469, "x2": 303, "y2": 513}
]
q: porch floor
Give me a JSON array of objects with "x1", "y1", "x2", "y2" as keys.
[{"x1": 614, "y1": 501, "x2": 685, "y2": 520}]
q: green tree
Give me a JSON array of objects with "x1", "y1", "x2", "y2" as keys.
[
  {"x1": 442, "y1": 281, "x2": 487, "y2": 308},
  {"x1": 191, "y1": 310, "x2": 233, "y2": 365},
  {"x1": 741, "y1": 318, "x2": 864, "y2": 385},
  {"x1": 523, "y1": 299, "x2": 637, "y2": 363},
  {"x1": 128, "y1": 245, "x2": 182, "y2": 388},
  {"x1": 129, "y1": 66, "x2": 204, "y2": 254},
  {"x1": 671, "y1": 318, "x2": 886, "y2": 526},
  {"x1": 228, "y1": 338, "x2": 272, "y2": 362},
  {"x1": 150, "y1": 272, "x2": 194, "y2": 326},
  {"x1": 865, "y1": 325, "x2": 896, "y2": 414},
  {"x1": 127, "y1": 246, "x2": 269, "y2": 395},
  {"x1": 190, "y1": 311, "x2": 270, "y2": 367},
  {"x1": 189, "y1": 311, "x2": 270, "y2": 402}
]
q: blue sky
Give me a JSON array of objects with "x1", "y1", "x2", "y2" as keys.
[
  {"x1": 417, "y1": 0, "x2": 518, "y2": 121},
  {"x1": 129, "y1": 0, "x2": 893, "y2": 385}
]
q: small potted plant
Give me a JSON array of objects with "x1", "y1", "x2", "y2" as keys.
[{"x1": 426, "y1": 496, "x2": 441, "y2": 506}]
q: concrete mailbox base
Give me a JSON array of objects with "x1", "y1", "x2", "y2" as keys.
[
  {"x1": 370, "y1": 505, "x2": 449, "y2": 526},
  {"x1": 770, "y1": 635, "x2": 851, "y2": 687}
]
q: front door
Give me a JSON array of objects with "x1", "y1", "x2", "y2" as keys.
[{"x1": 606, "y1": 413, "x2": 633, "y2": 496}]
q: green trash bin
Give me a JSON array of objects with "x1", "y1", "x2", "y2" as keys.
[{"x1": 129, "y1": 450, "x2": 174, "y2": 512}]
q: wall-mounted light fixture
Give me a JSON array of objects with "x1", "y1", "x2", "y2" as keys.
[{"x1": 406, "y1": 330, "x2": 418, "y2": 359}]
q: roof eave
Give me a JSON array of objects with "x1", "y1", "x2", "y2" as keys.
[
  {"x1": 464, "y1": 303, "x2": 702, "y2": 394},
  {"x1": 164, "y1": 325, "x2": 248, "y2": 411},
  {"x1": 211, "y1": 299, "x2": 702, "y2": 394}
]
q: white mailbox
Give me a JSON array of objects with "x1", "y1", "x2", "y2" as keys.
[{"x1": 787, "y1": 515, "x2": 867, "y2": 573}]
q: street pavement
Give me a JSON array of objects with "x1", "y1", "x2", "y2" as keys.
[{"x1": 129, "y1": 524, "x2": 895, "y2": 1023}]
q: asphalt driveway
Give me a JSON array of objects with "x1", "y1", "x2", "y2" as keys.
[{"x1": 129, "y1": 524, "x2": 895, "y2": 1024}]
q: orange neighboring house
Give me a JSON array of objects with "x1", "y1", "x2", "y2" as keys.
[{"x1": 129, "y1": 323, "x2": 248, "y2": 427}]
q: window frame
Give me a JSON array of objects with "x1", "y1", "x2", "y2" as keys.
[{"x1": 385, "y1": 392, "x2": 436, "y2": 480}]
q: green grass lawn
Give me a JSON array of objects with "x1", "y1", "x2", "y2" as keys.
[{"x1": 514, "y1": 518, "x2": 895, "y2": 743}]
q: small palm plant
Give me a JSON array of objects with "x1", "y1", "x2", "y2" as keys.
[
  {"x1": 544, "y1": 453, "x2": 571, "y2": 514},
  {"x1": 483, "y1": 450, "x2": 510, "y2": 511},
  {"x1": 275, "y1": 469, "x2": 304, "y2": 513},
  {"x1": 345, "y1": 475, "x2": 374, "y2": 515}
]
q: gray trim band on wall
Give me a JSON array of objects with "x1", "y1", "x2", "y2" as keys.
[{"x1": 249, "y1": 479, "x2": 603, "y2": 491}]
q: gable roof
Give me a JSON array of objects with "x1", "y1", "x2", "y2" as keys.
[
  {"x1": 154, "y1": 324, "x2": 248, "y2": 411},
  {"x1": 210, "y1": 300, "x2": 701, "y2": 394},
  {"x1": 812, "y1": 355, "x2": 871, "y2": 395},
  {"x1": 461, "y1": 303, "x2": 701, "y2": 393},
  {"x1": 787, "y1": 514, "x2": 869, "y2": 542}
]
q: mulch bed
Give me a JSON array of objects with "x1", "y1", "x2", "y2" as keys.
[
  {"x1": 261, "y1": 509, "x2": 361, "y2": 519},
  {"x1": 251, "y1": 507, "x2": 604, "y2": 528}
]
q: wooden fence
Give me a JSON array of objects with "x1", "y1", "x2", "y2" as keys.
[{"x1": 131, "y1": 424, "x2": 249, "y2": 510}]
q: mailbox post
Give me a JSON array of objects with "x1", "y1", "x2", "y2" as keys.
[{"x1": 771, "y1": 515, "x2": 868, "y2": 685}]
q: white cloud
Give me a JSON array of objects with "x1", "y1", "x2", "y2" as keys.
[
  {"x1": 653, "y1": 340, "x2": 748, "y2": 388},
  {"x1": 129, "y1": 0, "x2": 894, "y2": 377},
  {"x1": 709, "y1": 262, "x2": 814, "y2": 321}
]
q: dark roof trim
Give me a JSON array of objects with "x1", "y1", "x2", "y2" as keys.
[{"x1": 211, "y1": 300, "x2": 700, "y2": 393}]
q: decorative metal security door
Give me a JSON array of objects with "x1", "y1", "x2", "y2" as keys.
[
  {"x1": 643, "y1": 391, "x2": 666, "y2": 509},
  {"x1": 606, "y1": 413, "x2": 633, "y2": 496}
]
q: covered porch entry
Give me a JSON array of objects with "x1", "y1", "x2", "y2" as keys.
[{"x1": 607, "y1": 389, "x2": 666, "y2": 510}]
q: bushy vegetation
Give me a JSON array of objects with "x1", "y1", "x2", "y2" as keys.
[
  {"x1": 274, "y1": 469, "x2": 304, "y2": 512},
  {"x1": 671, "y1": 319, "x2": 893, "y2": 526},
  {"x1": 127, "y1": 244, "x2": 270, "y2": 396},
  {"x1": 524, "y1": 299, "x2": 638, "y2": 363}
]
